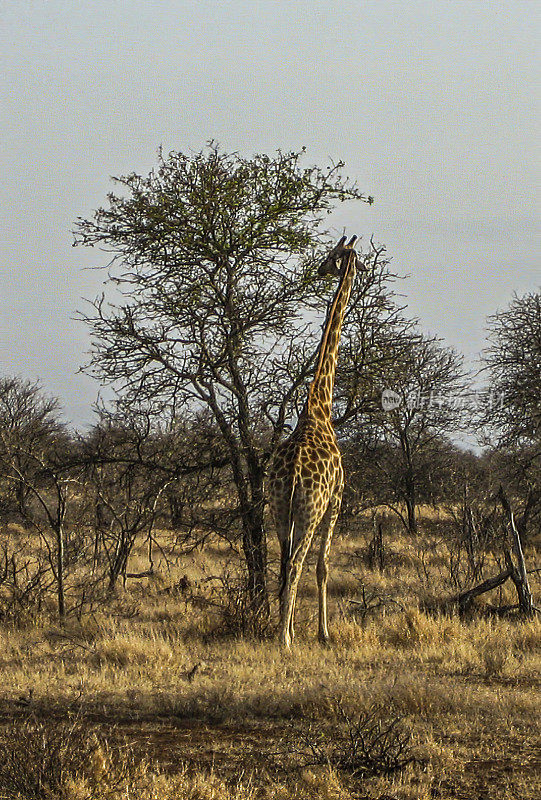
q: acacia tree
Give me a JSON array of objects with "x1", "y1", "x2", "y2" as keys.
[
  {"x1": 0, "y1": 377, "x2": 76, "y2": 617},
  {"x1": 80, "y1": 405, "x2": 231, "y2": 589},
  {"x1": 74, "y1": 145, "x2": 379, "y2": 618},
  {"x1": 343, "y1": 333, "x2": 467, "y2": 534},
  {"x1": 0, "y1": 377, "x2": 63, "y2": 518},
  {"x1": 483, "y1": 291, "x2": 541, "y2": 448},
  {"x1": 480, "y1": 292, "x2": 541, "y2": 540}
]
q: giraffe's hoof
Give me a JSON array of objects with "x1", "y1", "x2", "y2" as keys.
[{"x1": 318, "y1": 632, "x2": 330, "y2": 646}]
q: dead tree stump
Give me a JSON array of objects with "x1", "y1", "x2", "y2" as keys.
[{"x1": 456, "y1": 488, "x2": 538, "y2": 616}]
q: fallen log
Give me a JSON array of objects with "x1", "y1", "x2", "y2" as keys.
[
  {"x1": 124, "y1": 569, "x2": 154, "y2": 579},
  {"x1": 457, "y1": 568, "x2": 511, "y2": 613}
]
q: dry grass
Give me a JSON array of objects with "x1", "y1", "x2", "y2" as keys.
[
  {"x1": 0, "y1": 718, "x2": 260, "y2": 800},
  {"x1": 0, "y1": 511, "x2": 539, "y2": 799}
]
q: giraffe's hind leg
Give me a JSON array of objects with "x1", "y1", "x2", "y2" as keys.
[
  {"x1": 280, "y1": 521, "x2": 317, "y2": 649},
  {"x1": 316, "y1": 489, "x2": 342, "y2": 644},
  {"x1": 271, "y1": 499, "x2": 296, "y2": 646},
  {"x1": 278, "y1": 537, "x2": 290, "y2": 630}
]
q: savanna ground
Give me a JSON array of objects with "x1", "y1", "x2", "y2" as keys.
[{"x1": 0, "y1": 509, "x2": 539, "y2": 799}]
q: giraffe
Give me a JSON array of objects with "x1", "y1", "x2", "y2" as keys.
[{"x1": 268, "y1": 234, "x2": 360, "y2": 648}]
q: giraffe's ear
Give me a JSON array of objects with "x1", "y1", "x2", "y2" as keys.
[
  {"x1": 345, "y1": 235, "x2": 358, "y2": 249},
  {"x1": 330, "y1": 235, "x2": 348, "y2": 258}
]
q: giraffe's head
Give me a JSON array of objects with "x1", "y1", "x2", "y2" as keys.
[{"x1": 318, "y1": 235, "x2": 358, "y2": 278}]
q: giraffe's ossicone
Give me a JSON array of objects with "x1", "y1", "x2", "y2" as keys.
[{"x1": 268, "y1": 236, "x2": 359, "y2": 648}]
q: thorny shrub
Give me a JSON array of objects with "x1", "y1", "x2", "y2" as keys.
[{"x1": 291, "y1": 701, "x2": 419, "y2": 783}]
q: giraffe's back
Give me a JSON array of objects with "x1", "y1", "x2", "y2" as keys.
[{"x1": 268, "y1": 417, "x2": 342, "y2": 536}]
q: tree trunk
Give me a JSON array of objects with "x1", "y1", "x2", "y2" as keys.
[
  {"x1": 243, "y1": 523, "x2": 269, "y2": 618},
  {"x1": 404, "y1": 482, "x2": 417, "y2": 534},
  {"x1": 16, "y1": 481, "x2": 28, "y2": 517},
  {"x1": 108, "y1": 531, "x2": 129, "y2": 592},
  {"x1": 367, "y1": 515, "x2": 385, "y2": 571},
  {"x1": 109, "y1": 545, "x2": 128, "y2": 592},
  {"x1": 498, "y1": 487, "x2": 534, "y2": 617},
  {"x1": 55, "y1": 523, "x2": 65, "y2": 618},
  {"x1": 167, "y1": 493, "x2": 184, "y2": 529},
  {"x1": 401, "y1": 436, "x2": 417, "y2": 535},
  {"x1": 241, "y1": 478, "x2": 269, "y2": 623}
]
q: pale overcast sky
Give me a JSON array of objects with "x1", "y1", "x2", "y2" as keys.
[{"x1": 0, "y1": 0, "x2": 539, "y2": 427}]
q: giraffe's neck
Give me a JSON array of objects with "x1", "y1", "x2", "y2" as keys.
[{"x1": 306, "y1": 252, "x2": 356, "y2": 420}]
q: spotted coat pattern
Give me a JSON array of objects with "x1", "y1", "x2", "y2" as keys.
[{"x1": 268, "y1": 238, "x2": 358, "y2": 648}]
